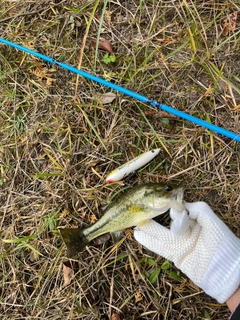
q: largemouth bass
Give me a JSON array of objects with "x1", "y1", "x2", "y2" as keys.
[{"x1": 60, "y1": 182, "x2": 184, "y2": 258}]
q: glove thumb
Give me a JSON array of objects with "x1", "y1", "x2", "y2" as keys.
[{"x1": 170, "y1": 209, "x2": 190, "y2": 236}]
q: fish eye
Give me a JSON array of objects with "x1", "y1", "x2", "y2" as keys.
[{"x1": 165, "y1": 185, "x2": 173, "y2": 192}]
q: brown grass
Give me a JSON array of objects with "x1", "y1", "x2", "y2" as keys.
[{"x1": 0, "y1": 0, "x2": 239, "y2": 319}]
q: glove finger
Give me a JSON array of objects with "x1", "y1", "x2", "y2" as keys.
[
  {"x1": 170, "y1": 207, "x2": 179, "y2": 220},
  {"x1": 184, "y1": 201, "x2": 231, "y2": 234},
  {"x1": 184, "y1": 201, "x2": 215, "y2": 219},
  {"x1": 135, "y1": 219, "x2": 171, "y2": 238},
  {"x1": 170, "y1": 209, "x2": 190, "y2": 236},
  {"x1": 134, "y1": 220, "x2": 181, "y2": 260},
  {"x1": 170, "y1": 207, "x2": 188, "y2": 222}
]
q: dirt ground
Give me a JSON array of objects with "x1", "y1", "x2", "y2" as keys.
[{"x1": 0, "y1": 0, "x2": 239, "y2": 319}]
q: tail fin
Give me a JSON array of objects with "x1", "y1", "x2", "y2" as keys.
[{"x1": 59, "y1": 228, "x2": 89, "y2": 258}]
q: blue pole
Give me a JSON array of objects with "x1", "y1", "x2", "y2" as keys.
[{"x1": 0, "y1": 37, "x2": 239, "y2": 142}]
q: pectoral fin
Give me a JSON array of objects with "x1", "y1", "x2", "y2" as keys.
[
  {"x1": 136, "y1": 219, "x2": 150, "y2": 227},
  {"x1": 111, "y1": 230, "x2": 124, "y2": 243},
  {"x1": 144, "y1": 204, "x2": 170, "y2": 214}
]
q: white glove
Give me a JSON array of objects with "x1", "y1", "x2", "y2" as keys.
[{"x1": 134, "y1": 201, "x2": 240, "y2": 303}]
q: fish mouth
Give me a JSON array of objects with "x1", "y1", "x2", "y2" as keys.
[{"x1": 172, "y1": 187, "x2": 184, "y2": 202}]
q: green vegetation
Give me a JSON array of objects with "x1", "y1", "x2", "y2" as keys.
[
  {"x1": 0, "y1": 0, "x2": 239, "y2": 319},
  {"x1": 102, "y1": 53, "x2": 116, "y2": 65}
]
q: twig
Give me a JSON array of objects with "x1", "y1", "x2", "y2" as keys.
[{"x1": 73, "y1": 0, "x2": 101, "y2": 102}]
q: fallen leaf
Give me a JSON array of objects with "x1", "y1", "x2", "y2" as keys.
[
  {"x1": 104, "y1": 10, "x2": 112, "y2": 25},
  {"x1": 204, "y1": 86, "x2": 214, "y2": 97},
  {"x1": 30, "y1": 64, "x2": 56, "y2": 86},
  {"x1": 63, "y1": 262, "x2": 74, "y2": 286},
  {"x1": 89, "y1": 214, "x2": 98, "y2": 224},
  {"x1": 222, "y1": 11, "x2": 238, "y2": 36},
  {"x1": 111, "y1": 313, "x2": 120, "y2": 320},
  {"x1": 97, "y1": 92, "x2": 116, "y2": 104},
  {"x1": 135, "y1": 290, "x2": 143, "y2": 303},
  {"x1": 86, "y1": 161, "x2": 99, "y2": 168},
  {"x1": 28, "y1": 56, "x2": 56, "y2": 86},
  {"x1": 59, "y1": 209, "x2": 71, "y2": 219},
  {"x1": 92, "y1": 37, "x2": 114, "y2": 55}
]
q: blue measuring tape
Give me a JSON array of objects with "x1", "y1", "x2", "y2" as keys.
[{"x1": 0, "y1": 37, "x2": 239, "y2": 142}]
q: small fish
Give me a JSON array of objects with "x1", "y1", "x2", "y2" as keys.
[
  {"x1": 106, "y1": 149, "x2": 161, "y2": 183},
  {"x1": 59, "y1": 182, "x2": 184, "y2": 258}
]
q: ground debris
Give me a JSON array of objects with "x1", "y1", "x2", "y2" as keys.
[
  {"x1": 63, "y1": 262, "x2": 74, "y2": 286},
  {"x1": 111, "y1": 313, "x2": 120, "y2": 320},
  {"x1": 222, "y1": 11, "x2": 238, "y2": 36},
  {"x1": 62, "y1": 261, "x2": 80, "y2": 286},
  {"x1": 91, "y1": 37, "x2": 114, "y2": 55},
  {"x1": 97, "y1": 92, "x2": 116, "y2": 104}
]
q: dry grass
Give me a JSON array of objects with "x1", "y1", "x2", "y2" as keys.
[{"x1": 0, "y1": 0, "x2": 239, "y2": 319}]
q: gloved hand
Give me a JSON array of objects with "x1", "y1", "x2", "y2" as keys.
[{"x1": 134, "y1": 201, "x2": 240, "y2": 303}]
